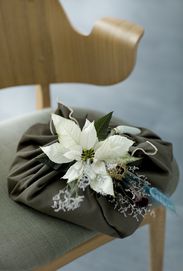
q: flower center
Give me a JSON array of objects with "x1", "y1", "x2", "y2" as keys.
[{"x1": 81, "y1": 148, "x2": 95, "y2": 162}]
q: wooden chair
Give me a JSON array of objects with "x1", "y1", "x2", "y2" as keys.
[{"x1": 0, "y1": 1, "x2": 166, "y2": 270}]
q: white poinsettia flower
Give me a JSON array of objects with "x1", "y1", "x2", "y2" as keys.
[{"x1": 41, "y1": 114, "x2": 134, "y2": 196}]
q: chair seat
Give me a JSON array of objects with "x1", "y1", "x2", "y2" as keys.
[{"x1": 0, "y1": 109, "x2": 97, "y2": 270}]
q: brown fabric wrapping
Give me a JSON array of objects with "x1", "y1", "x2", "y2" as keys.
[{"x1": 7, "y1": 105, "x2": 179, "y2": 238}]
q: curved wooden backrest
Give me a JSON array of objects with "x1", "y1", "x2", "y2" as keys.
[
  {"x1": 0, "y1": 4, "x2": 166, "y2": 271},
  {"x1": 0, "y1": 0, "x2": 144, "y2": 87}
]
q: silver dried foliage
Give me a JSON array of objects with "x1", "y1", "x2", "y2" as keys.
[
  {"x1": 77, "y1": 174, "x2": 90, "y2": 191},
  {"x1": 51, "y1": 165, "x2": 152, "y2": 220},
  {"x1": 52, "y1": 188, "x2": 84, "y2": 212},
  {"x1": 108, "y1": 165, "x2": 152, "y2": 221}
]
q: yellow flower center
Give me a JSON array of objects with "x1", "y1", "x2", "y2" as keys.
[{"x1": 81, "y1": 148, "x2": 95, "y2": 162}]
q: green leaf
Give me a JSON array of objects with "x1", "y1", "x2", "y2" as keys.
[
  {"x1": 36, "y1": 153, "x2": 73, "y2": 171},
  {"x1": 119, "y1": 154, "x2": 141, "y2": 165},
  {"x1": 36, "y1": 153, "x2": 62, "y2": 170},
  {"x1": 94, "y1": 112, "x2": 113, "y2": 140},
  {"x1": 68, "y1": 180, "x2": 79, "y2": 195}
]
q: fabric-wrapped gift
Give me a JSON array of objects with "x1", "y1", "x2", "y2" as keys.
[{"x1": 7, "y1": 103, "x2": 179, "y2": 238}]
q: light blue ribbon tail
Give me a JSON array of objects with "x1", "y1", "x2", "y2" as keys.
[
  {"x1": 147, "y1": 187, "x2": 176, "y2": 213},
  {"x1": 125, "y1": 171, "x2": 176, "y2": 213}
]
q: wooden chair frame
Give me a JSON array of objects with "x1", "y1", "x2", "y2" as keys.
[{"x1": 0, "y1": 1, "x2": 166, "y2": 270}]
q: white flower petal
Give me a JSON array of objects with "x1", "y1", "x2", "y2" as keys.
[
  {"x1": 82, "y1": 119, "x2": 91, "y2": 129},
  {"x1": 52, "y1": 114, "x2": 81, "y2": 149},
  {"x1": 94, "y1": 141, "x2": 103, "y2": 150},
  {"x1": 95, "y1": 135, "x2": 134, "y2": 161},
  {"x1": 83, "y1": 163, "x2": 96, "y2": 181},
  {"x1": 40, "y1": 143, "x2": 71, "y2": 164},
  {"x1": 90, "y1": 175, "x2": 114, "y2": 196},
  {"x1": 91, "y1": 161, "x2": 107, "y2": 175},
  {"x1": 64, "y1": 147, "x2": 82, "y2": 161},
  {"x1": 115, "y1": 125, "x2": 141, "y2": 135},
  {"x1": 80, "y1": 121, "x2": 98, "y2": 149},
  {"x1": 63, "y1": 161, "x2": 84, "y2": 183}
]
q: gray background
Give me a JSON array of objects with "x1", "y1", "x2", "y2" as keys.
[{"x1": 0, "y1": 0, "x2": 182, "y2": 270}]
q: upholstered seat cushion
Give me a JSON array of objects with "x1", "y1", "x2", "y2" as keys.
[{"x1": 0, "y1": 109, "x2": 98, "y2": 271}]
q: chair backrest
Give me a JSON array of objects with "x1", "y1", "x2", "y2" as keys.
[{"x1": 0, "y1": 0, "x2": 144, "y2": 108}]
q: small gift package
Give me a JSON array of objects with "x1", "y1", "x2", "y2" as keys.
[{"x1": 8, "y1": 103, "x2": 179, "y2": 238}]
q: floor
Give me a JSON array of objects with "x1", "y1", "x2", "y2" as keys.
[{"x1": 0, "y1": 0, "x2": 182, "y2": 270}]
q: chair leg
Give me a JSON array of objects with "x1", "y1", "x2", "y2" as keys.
[
  {"x1": 35, "y1": 234, "x2": 114, "y2": 271},
  {"x1": 149, "y1": 207, "x2": 166, "y2": 271}
]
